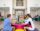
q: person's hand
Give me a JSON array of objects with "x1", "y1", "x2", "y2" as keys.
[
  {"x1": 24, "y1": 27, "x2": 29, "y2": 29},
  {"x1": 22, "y1": 23, "x2": 25, "y2": 24}
]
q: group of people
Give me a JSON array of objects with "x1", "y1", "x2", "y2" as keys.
[{"x1": 3, "y1": 14, "x2": 37, "y2": 31}]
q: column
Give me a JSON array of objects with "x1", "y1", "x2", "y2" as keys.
[
  {"x1": 9, "y1": 0, "x2": 12, "y2": 17},
  {"x1": 10, "y1": 6, "x2": 12, "y2": 17},
  {"x1": 25, "y1": 0, "x2": 27, "y2": 14},
  {"x1": 27, "y1": 0, "x2": 30, "y2": 14}
]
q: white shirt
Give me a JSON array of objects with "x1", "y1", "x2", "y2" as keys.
[{"x1": 25, "y1": 18, "x2": 35, "y2": 30}]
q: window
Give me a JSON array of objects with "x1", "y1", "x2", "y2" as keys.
[
  {"x1": 15, "y1": 9, "x2": 25, "y2": 16},
  {"x1": 16, "y1": 0, "x2": 23, "y2": 6}
]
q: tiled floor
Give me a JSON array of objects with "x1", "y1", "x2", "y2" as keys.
[
  {"x1": 33, "y1": 21, "x2": 40, "y2": 31},
  {"x1": 0, "y1": 22, "x2": 3, "y2": 29},
  {"x1": 0, "y1": 21, "x2": 40, "y2": 31}
]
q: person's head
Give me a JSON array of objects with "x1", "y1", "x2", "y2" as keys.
[
  {"x1": 24, "y1": 15, "x2": 27, "y2": 19},
  {"x1": 24, "y1": 14, "x2": 31, "y2": 19},
  {"x1": 19, "y1": 15, "x2": 24, "y2": 20},
  {"x1": 26, "y1": 14, "x2": 32, "y2": 18},
  {"x1": 7, "y1": 14, "x2": 12, "y2": 19},
  {"x1": 12, "y1": 19, "x2": 17, "y2": 24},
  {"x1": 0, "y1": 12, "x2": 1, "y2": 16}
]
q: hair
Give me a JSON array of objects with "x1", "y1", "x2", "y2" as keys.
[
  {"x1": 24, "y1": 15, "x2": 27, "y2": 19},
  {"x1": 7, "y1": 14, "x2": 11, "y2": 18},
  {"x1": 24, "y1": 14, "x2": 32, "y2": 19},
  {"x1": 26, "y1": 14, "x2": 32, "y2": 18},
  {"x1": 0, "y1": 12, "x2": 1, "y2": 16}
]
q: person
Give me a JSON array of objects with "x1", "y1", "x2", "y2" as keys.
[
  {"x1": 13, "y1": 14, "x2": 18, "y2": 20},
  {"x1": 24, "y1": 14, "x2": 35, "y2": 31},
  {"x1": 0, "y1": 12, "x2": 2, "y2": 19},
  {"x1": 3, "y1": 14, "x2": 12, "y2": 31},
  {"x1": 19, "y1": 15, "x2": 25, "y2": 23},
  {"x1": 0, "y1": 12, "x2": 1, "y2": 17},
  {"x1": 11, "y1": 16, "x2": 27, "y2": 31},
  {"x1": 12, "y1": 21, "x2": 27, "y2": 31}
]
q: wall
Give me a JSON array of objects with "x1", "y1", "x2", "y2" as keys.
[
  {"x1": 30, "y1": 10, "x2": 37, "y2": 17},
  {"x1": 0, "y1": 0, "x2": 40, "y2": 16},
  {"x1": 30, "y1": 8, "x2": 40, "y2": 17},
  {"x1": 13, "y1": 0, "x2": 27, "y2": 9},
  {"x1": 0, "y1": 0, "x2": 12, "y2": 7},
  {"x1": 28, "y1": 0, "x2": 40, "y2": 7},
  {"x1": 0, "y1": 7, "x2": 9, "y2": 17},
  {"x1": 0, "y1": 0, "x2": 12, "y2": 17},
  {"x1": 0, "y1": 10, "x2": 4, "y2": 16},
  {"x1": 28, "y1": 0, "x2": 40, "y2": 17},
  {"x1": 13, "y1": 0, "x2": 27, "y2": 14}
]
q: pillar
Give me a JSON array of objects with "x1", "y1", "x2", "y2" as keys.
[
  {"x1": 10, "y1": 6, "x2": 12, "y2": 17},
  {"x1": 27, "y1": 0, "x2": 30, "y2": 14},
  {"x1": 9, "y1": 0, "x2": 12, "y2": 18}
]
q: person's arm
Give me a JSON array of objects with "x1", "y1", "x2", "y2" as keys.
[
  {"x1": 4, "y1": 19, "x2": 8, "y2": 26},
  {"x1": 21, "y1": 23, "x2": 28, "y2": 26},
  {"x1": 28, "y1": 18, "x2": 35, "y2": 30},
  {"x1": 25, "y1": 19, "x2": 29, "y2": 24},
  {"x1": 21, "y1": 19, "x2": 30, "y2": 26}
]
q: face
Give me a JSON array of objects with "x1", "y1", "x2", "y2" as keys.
[
  {"x1": 26, "y1": 16, "x2": 29, "y2": 19},
  {"x1": 13, "y1": 19, "x2": 17, "y2": 24},
  {"x1": 19, "y1": 16, "x2": 24, "y2": 20},
  {"x1": 9, "y1": 16, "x2": 12, "y2": 20}
]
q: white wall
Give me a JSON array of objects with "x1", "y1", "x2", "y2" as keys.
[
  {"x1": 0, "y1": 0, "x2": 40, "y2": 16},
  {"x1": 0, "y1": 0, "x2": 12, "y2": 7},
  {"x1": 30, "y1": 10, "x2": 37, "y2": 17},
  {"x1": 0, "y1": 0, "x2": 12, "y2": 16},
  {"x1": 0, "y1": 10, "x2": 4, "y2": 16},
  {"x1": 1, "y1": 0, "x2": 40, "y2": 8},
  {"x1": 30, "y1": 8, "x2": 40, "y2": 17},
  {"x1": 27, "y1": 0, "x2": 40, "y2": 17},
  {"x1": 13, "y1": 0, "x2": 27, "y2": 9},
  {"x1": 0, "y1": 7, "x2": 9, "y2": 17},
  {"x1": 28, "y1": 0, "x2": 40, "y2": 7},
  {"x1": 13, "y1": 0, "x2": 27, "y2": 14}
]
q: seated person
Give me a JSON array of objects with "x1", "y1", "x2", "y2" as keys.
[
  {"x1": 19, "y1": 15, "x2": 25, "y2": 23},
  {"x1": 12, "y1": 23, "x2": 27, "y2": 31},
  {"x1": 12, "y1": 19, "x2": 27, "y2": 31},
  {"x1": 24, "y1": 14, "x2": 36, "y2": 31}
]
